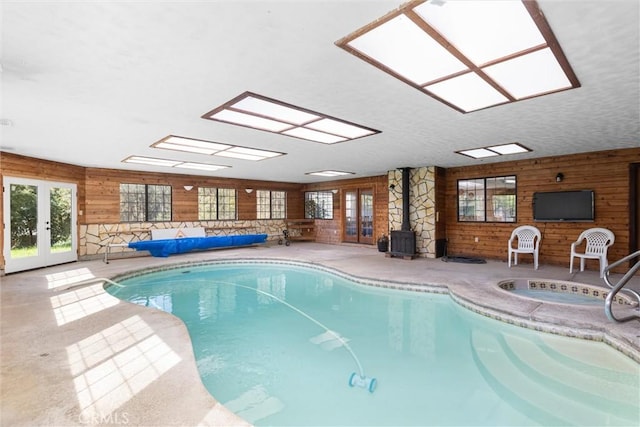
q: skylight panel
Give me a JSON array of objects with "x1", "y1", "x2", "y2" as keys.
[
  {"x1": 151, "y1": 135, "x2": 285, "y2": 162},
  {"x1": 122, "y1": 156, "x2": 230, "y2": 171},
  {"x1": 414, "y1": 0, "x2": 544, "y2": 65},
  {"x1": 174, "y1": 162, "x2": 229, "y2": 171},
  {"x1": 209, "y1": 109, "x2": 292, "y2": 133},
  {"x1": 305, "y1": 118, "x2": 376, "y2": 139},
  {"x1": 283, "y1": 127, "x2": 348, "y2": 144},
  {"x1": 202, "y1": 92, "x2": 380, "y2": 143},
  {"x1": 123, "y1": 156, "x2": 182, "y2": 167},
  {"x1": 215, "y1": 146, "x2": 284, "y2": 161},
  {"x1": 306, "y1": 170, "x2": 355, "y2": 177},
  {"x1": 487, "y1": 143, "x2": 530, "y2": 155},
  {"x1": 457, "y1": 148, "x2": 499, "y2": 159},
  {"x1": 347, "y1": 14, "x2": 468, "y2": 84},
  {"x1": 152, "y1": 136, "x2": 231, "y2": 155},
  {"x1": 457, "y1": 142, "x2": 532, "y2": 159},
  {"x1": 233, "y1": 95, "x2": 320, "y2": 125},
  {"x1": 482, "y1": 48, "x2": 572, "y2": 99},
  {"x1": 426, "y1": 72, "x2": 509, "y2": 112},
  {"x1": 336, "y1": 0, "x2": 580, "y2": 113}
]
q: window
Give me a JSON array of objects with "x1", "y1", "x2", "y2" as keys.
[
  {"x1": 120, "y1": 183, "x2": 171, "y2": 222},
  {"x1": 198, "y1": 187, "x2": 237, "y2": 220},
  {"x1": 458, "y1": 176, "x2": 516, "y2": 222},
  {"x1": 304, "y1": 191, "x2": 334, "y2": 219},
  {"x1": 257, "y1": 190, "x2": 286, "y2": 219}
]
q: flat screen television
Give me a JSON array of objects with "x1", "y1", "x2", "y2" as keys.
[{"x1": 533, "y1": 190, "x2": 595, "y2": 222}]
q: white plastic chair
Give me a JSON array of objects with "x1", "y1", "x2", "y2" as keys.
[
  {"x1": 508, "y1": 225, "x2": 541, "y2": 270},
  {"x1": 569, "y1": 228, "x2": 615, "y2": 277}
]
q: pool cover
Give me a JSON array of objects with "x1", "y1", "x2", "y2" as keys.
[{"x1": 128, "y1": 234, "x2": 268, "y2": 257}]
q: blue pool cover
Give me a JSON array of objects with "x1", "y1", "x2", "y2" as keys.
[{"x1": 128, "y1": 234, "x2": 268, "y2": 257}]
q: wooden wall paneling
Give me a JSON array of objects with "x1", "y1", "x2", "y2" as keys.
[
  {"x1": 445, "y1": 148, "x2": 640, "y2": 271},
  {"x1": 301, "y1": 175, "x2": 388, "y2": 245}
]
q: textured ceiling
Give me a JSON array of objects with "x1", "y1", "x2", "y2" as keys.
[{"x1": 1, "y1": 0, "x2": 638, "y2": 183}]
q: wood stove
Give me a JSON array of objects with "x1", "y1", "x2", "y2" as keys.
[{"x1": 388, "y1": 167, "x2": 416, "y2": 259}]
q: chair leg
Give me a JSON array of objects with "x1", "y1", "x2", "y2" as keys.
[
  {"x1": 580, "y1": 258, "x2": 586, "y2": 272},
  {"x1": 534, "y1": 252, "x2": 538, "y2": 270},
  {"x1": 569, "y1": 255, "x2": 573, "y2": 273}
]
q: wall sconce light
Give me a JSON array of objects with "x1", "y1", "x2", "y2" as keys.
[
  {"x1": 183, "y1": 185, "x2": 194, "y2": 191},
  {"x1": 555, "y1": 173, "x2": 564, "y2": 183},
  {"x1": 331, "y1": 189, "x2": 339, "y2": 194},
  {"x1": 245, "y1": 188, "x2": 254, "y2": 194}
]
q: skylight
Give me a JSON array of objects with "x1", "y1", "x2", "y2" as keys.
[
  {"x1": 151, "y1": 135, "x2": 285, "y2": 161},
  {"x1": 202, "y1": 92, "x2": 380, "y2": 144},
  {"x1": 122, "y1": 156, "x2": 229, "y2": 171},
  {"x1": 336, "y1": 0, "x2": 580, "y2": 113},
  {"x1": 306, "y1": 170, "x2": 355, "y2": 177},
  {"x1": 456, "y1": 143, "x2": 531, "y2": 159}
]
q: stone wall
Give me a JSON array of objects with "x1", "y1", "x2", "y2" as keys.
[
  {"x1": 80, "y1": 220, "x2": 287, "y2": 259},
  {"x1": 388, "y1": 167, "x2": 437, "y2": 258}
]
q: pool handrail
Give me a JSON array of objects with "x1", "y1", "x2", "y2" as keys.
[{"x1": 603, "y1": 250, "x2": 640, "y2": 322}]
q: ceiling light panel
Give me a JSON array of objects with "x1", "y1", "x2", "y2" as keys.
[
  {"x1": 456, "y1": 143, "x2": 532, "y2": 159},
  {"x1": 202, "y1": 92, "x2": 380, "y2": 144},
  {"x1": 151, "y1": 135, "x2": 285, "y2": 162},
  {"x1": 174, "y1": 162, "x2": 229, "y2": 171},
  {"x1": 123, "y1": 156, "x2": 182, "y2": 167},
  {"x1": 122, "y1": 156, "x2": 230, "y2": 171},
  {"x1": 306, "y1": 170, "x2": 355, "y2": 177},
  {"x1": 152, "y1": 135, "x2": 231, "y2": 155},
  {"x1": 336, "y1": 0, "x2": 580, "y2": 113}
]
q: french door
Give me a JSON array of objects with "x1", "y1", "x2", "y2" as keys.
[
  {"x1": 3, "y1": 177, "x2": 77, "y2": 274},
  {"x1": 343, "y1": 189, "x2": 374, "y2": 245}
]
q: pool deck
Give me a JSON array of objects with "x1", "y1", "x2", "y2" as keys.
[{"x1": 2, "y1": 242, "x2": 639, "y2": 426}]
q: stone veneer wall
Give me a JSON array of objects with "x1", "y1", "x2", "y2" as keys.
[
  {"x1": 388, "y1": 167, "x2": 437, "y2": 258},
  {"x1": 80, "y1": 220, "x2": 287, "y2": 259}
]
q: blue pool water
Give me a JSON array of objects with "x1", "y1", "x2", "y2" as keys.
[
  {"x1": 510, "y1": 289, "x2": 604, "y2": 305},
  {"x1": 107, "y1": 262, "x2": 639, "y2": 426}
]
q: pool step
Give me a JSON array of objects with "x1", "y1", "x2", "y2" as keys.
[
  {"x1": 223, "y1": 385, "x2": 285, "y2": 424},
  {"x1": 471, "y1": 330, "x2": 637, "y2": 426},
  {"x1": 502, "y1": 333, "x2": 639, "y2": 408}
]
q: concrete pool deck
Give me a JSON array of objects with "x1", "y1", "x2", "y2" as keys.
[{"x1": 1, "y1": 242, "x2": 639, "y2": 426}]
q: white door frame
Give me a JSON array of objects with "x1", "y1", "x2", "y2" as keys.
[{"x1": 3, "y1": 177, "x2": 77, "y2": 274}]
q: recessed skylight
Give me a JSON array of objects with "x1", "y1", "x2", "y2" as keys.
[
  {"x1": 306, "y1": 170, "x2": 355, "y2": 177},
  {"x1": 151, "y1": 135, "x2": 285, "y2": 161},
  {"x1": 122, "y1": 156, "x2": 230, "y2": 171},
  {"x1": 336, "y1": 0, "x2": 580, "y2": 113},
  {"x1": 202, "y1": 92, "x2": 380, "y2": 144},
  {"x1": 122, "y1": 156, "x2": 182, "y2": 167},
  {"x1": 153, "y1": 135, "x2": 231, "y2": 155},
  {"x1": 457, "y1": 143, "x2": 531, "y2": 159}
]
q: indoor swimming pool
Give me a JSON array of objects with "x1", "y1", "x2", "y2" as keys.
[{"x1": 107, "y1": 261, "x2": 639, "y2": 426}]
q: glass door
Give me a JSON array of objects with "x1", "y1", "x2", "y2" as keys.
[
  {"x1": 359, "y1": 190, "x2": 374, "y2": 245},
  {"x1": 3, "y1": 177, "x2": 77, "y2": 273},
  {"x1": 343, "y1": 188, "x2": 374, "y2": 244}
]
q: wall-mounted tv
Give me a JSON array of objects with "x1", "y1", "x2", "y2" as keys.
[{"x1": 533, "y1": 190, "x2": 595, "y2": 222}]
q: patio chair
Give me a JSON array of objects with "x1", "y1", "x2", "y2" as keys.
[
  {"x1": 569, "y1": 227, "x2": 615, "y2": 277},
  {"x1": 508, "y1": 225, "x2": 541, "y2": 270}
]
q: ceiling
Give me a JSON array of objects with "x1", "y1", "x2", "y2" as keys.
[{"x1": 1, "y1": 0, "x2": 638, "y2": 183}]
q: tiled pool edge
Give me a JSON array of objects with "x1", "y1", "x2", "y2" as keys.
[
  {"x1": 107, "y1": 257, "x2": 640, "y2": 364},
  {"x1": 497, "y1": 279, "x2": 638, "y2": 306}
]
